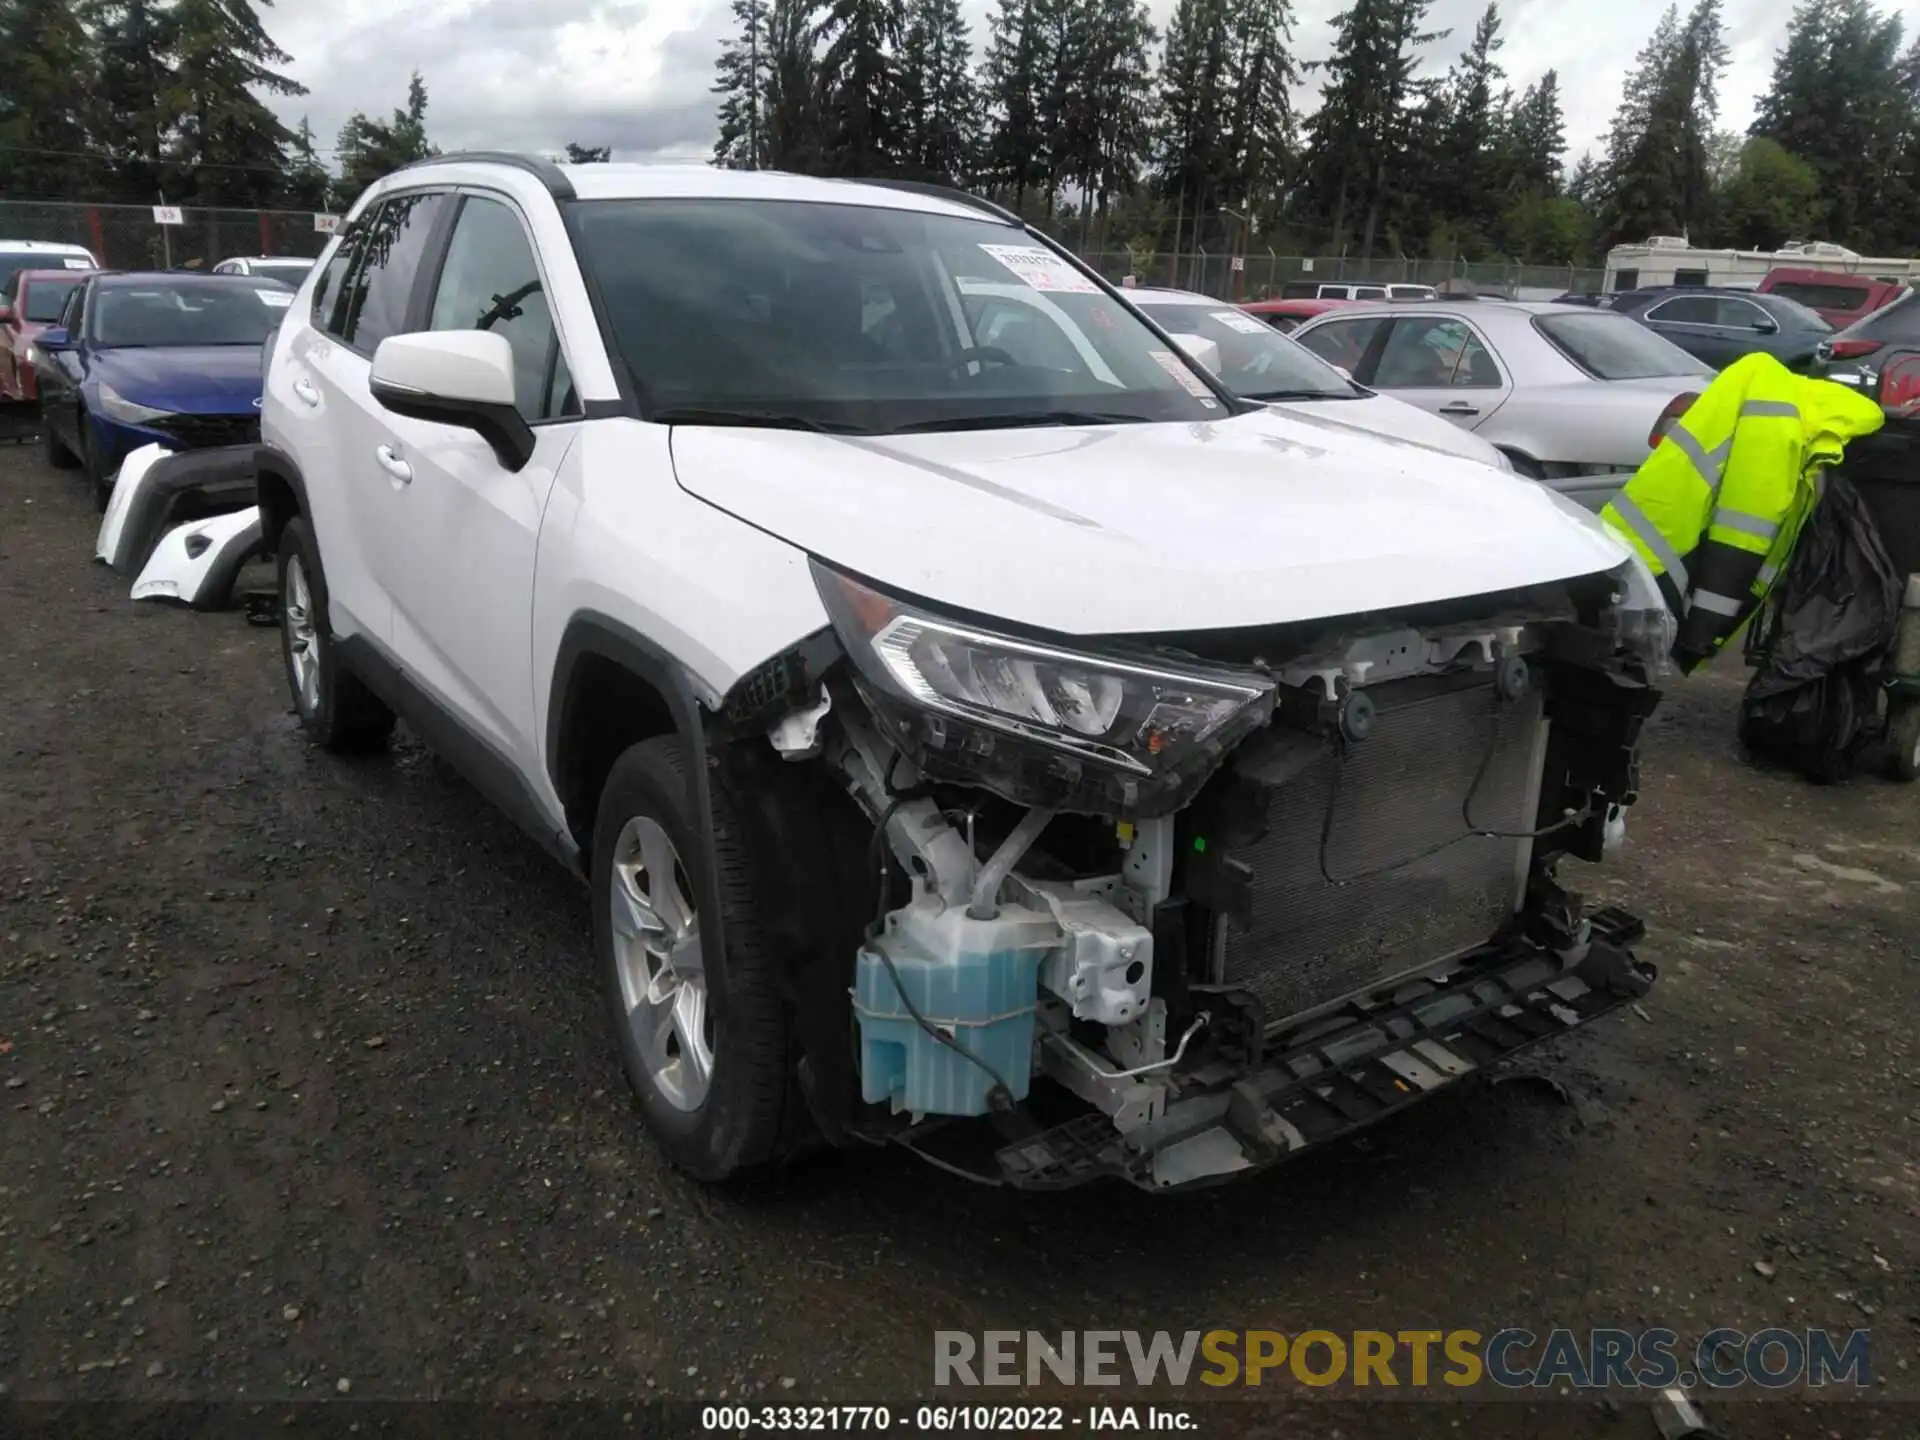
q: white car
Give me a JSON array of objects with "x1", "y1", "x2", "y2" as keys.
[
  {"x1": 1121, "y1": 286, "x2": 1514, "y2": 471},
  {"x1": 250, "y1": 155, "x2": 1669, "y2": 1191},
  {"x1": 213, "y1": 256, "x2": 316, "y2": 285},
  {"x1": 0, "y1": 239, "x2": 98, "y2": 291}
]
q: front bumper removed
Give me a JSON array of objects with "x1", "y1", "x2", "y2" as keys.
[{"x1": 901, "y1": 908, "x2": 1653, "y2": 1192}]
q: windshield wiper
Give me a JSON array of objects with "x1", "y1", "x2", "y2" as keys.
[
  {"x1": 1243, "y1": 387, "x2": 1359, "y2": 402},
  {"x1": 651, "y1": 406, "x2": 874, "y2": 435},
  {"x1": 891, "y1": 410, "x2": 1153, "y2": 434}
]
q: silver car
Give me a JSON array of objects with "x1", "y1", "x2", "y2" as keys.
[{"x1": 1291, "y1": 300, "x2": 1715, "y2": 509}]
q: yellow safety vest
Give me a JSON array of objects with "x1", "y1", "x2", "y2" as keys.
[{"x1": 1600, "y1": 352, "x2": 1884, "y2": 673}]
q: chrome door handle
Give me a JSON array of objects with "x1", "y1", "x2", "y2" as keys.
[
  {"x1": 375, "y1": 444, "x2": 412, "y2": 484},
  {"x1": 293, "y1": 378, "x2": 321, "y2": 407},
  {"x1": 1438, "y1": 402, "x2": 1479, "y2": 416}
]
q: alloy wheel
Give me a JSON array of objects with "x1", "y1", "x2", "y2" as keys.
[
  {"x1": 284, "y1": 555, "x2": 321, "y2": 715},
  {"x1": 609, "y1": 815, "x2": 712, "y2": 1111}
]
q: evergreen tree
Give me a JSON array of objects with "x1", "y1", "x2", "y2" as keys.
[
  {"x1": 713, "y1": 0, "x2": 771, "y2": 169},
  {"x1": 0, "y1": 0, "x2": 97, "y2": 198},
  {"x1": 1035, "y1": 0, "x2": 1154, "y2": 218},
  {"x1": 285, "y1": 116, "x2": 331, "y2": 212},
  {"x1": 334, "y1": 71, "x2": 434, "y2": 211},
  {"x1": 84, "y1": 0, "x2": 180, "y2": 203},
  {"x1": 1296, "y1": 0, "x2": 1447, "y2": 255},
  {"x1": 1220, "y1": 0, "x2": 1296, "y2": 224},
  {"x1": 1750, "y1": 0, "x2": 1908, "y2": 249},
  {"x1": 1504, "y1": 69, "x2": 1566, "y2": 197},
  {"x1": 1154, "y1": 0, "x2": 1235, "y2": 246},
  {"x1": 1438, "y1": 3, "x2": 1504, "y2": 238},
  {"x1": 564, "y1": 143, "x2": 612, "y2": 163},
  {"x1": 897, "y1": 0, "x2": 977, "y2": 184},
  {"x1": 1595, "y1": 0, "x2": 1726, "y2": 246},
  {"x1": 168, "y1": 0, "x2": 307, "y2": 207},
  {"x1": 980, "y1": 0, "x2": 1050, "y2": 209},
  {"x1": 762, "y1": 0, "x2": 822, "y2": 171},
  {"x1": 814, "y1": 0, "x2": 905, "y2": 176}
]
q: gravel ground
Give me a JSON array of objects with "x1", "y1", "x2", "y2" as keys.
[{"x1": 1, "y1": 441, "x2": 1917, "y2": 1439}]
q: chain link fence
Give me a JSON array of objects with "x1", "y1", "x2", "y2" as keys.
[
  {"x1": 0, "y1": 200, "x2": 331, "y2": 271},
  {"x1": 1074, "y1": 249, "x2": 1606, "y2": 302}
]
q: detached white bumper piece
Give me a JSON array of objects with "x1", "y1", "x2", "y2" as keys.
[
  {"x1": 95, "y1": 443, "x2": 173, "y2": 568},
  {"x1": 130, "y1": 506, "x2": 263, "y2": 610},
  {"x1": 96, "y1": 442, "x2": 259, "y2": 576}
]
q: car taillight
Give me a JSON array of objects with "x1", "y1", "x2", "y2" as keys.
[
  {"x1": 1649, "y1": 391, "x2": 1699, "y2": 449},
  {"x1": 1827, "y1": 339, "x2": 1884, "y2": 360}
]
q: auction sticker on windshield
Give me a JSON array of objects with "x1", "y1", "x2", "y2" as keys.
[
  {"x1": 978, "y1": 244, "x2": 1101, "y2": 295},
  {"x1": 1148, "y1": 349, "x2": 1218, "y2": 406},
  {"x1": 1211, "y1": 309, "x2": 1271, "y2": 335}
]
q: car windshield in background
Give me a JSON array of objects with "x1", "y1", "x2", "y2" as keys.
[
  {"x1": 252, "y1": 261, "x2": 314, "y2": 283},
  {"x1": 566, "y1": 198, "x2": 1226, "y2": 432},
  {"x1": 92, "y1": 279, "x2": 291, "y2": 347},
  {"x1": 1129, "y1": 302, "x2": 1355, "y2": 400},
  {"x1": 1534, "y1": 311, "x2": 1714, "y2": 380},
  {"x1": 24, "y1": 278, "x2": 83, "y2": 323},
  {"x1": 0, "y1": 252, "x2": 88, "y2": 291}
]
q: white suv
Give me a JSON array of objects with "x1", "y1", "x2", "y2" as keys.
[{"x1": 257, "y1": 154, "x2": 1672, "y2": 1190}]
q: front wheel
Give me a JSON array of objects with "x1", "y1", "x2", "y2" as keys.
[
  {"x1": 43, "y1": 408, "x2": 77, "y2": 470},
  {"x1": 80, "y1": 415, "x2": 112, "y2": 512},
  {"x1": 593, "y1": 737, "x2": 806, "y2": 1181},
  {"x1": 276, "y1": 516, "x2": 395, "y2": 753}
]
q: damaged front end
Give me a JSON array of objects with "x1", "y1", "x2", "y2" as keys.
[{"x1": 722, "y1": 555, "x2": 1669, "y2": 1191}]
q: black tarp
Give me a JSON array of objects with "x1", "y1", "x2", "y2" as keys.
[{"x1": 1738, "y1": 472, "x2": 1905, "y2": 782}]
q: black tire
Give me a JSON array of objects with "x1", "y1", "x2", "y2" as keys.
[
  {"x1": 43, "y1": 410, "x2": 77, "y2": 470},
  {"x1": 276, "y1": 516, "x2": 395, "y2": 753},
  {"x1": 1890, "y1": 700, "x2": 1920, "y2": 783},
  {"x1": 80, "y1": 417, "x2": 112, "y2": 512},
  {"x1": 592, "y1": 736, "x2": 805, "y2": 1182}
]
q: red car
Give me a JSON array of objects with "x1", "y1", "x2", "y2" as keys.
[
  {"x1": 1238, "y1": 297, "x2": 1358, "y2": 333},
  {"x1": 0, "y1": 267, "x2": 95, "y2": 402},
  {"x1": 1756, "y1": 266, "x2": 1908, "y2": 330}
]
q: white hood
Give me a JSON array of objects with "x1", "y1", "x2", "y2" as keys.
[
  {"x1": 1267, "y1": 391, "x2": 1508, "y2": 469},
  {"x1": 670, "y1": 407, "x2": 1630, "y2": 636}
]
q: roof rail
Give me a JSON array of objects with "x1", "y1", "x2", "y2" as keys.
[
  {"x1": 396, "y1": 150, "x2": 576, "y2": 200},
  {"x1": 858, "y1": 179, "x2": 1022, "y2": 226}
]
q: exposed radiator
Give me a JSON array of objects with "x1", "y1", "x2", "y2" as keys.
[{"x1": 1217, "y1": 674, "x2": 1547, "y2": 1025}]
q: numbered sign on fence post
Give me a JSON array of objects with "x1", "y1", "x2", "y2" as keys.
[
  {"x1": 314, "y1": 214, "x2": 341, "y2": 235},
  {"x1": 151, "y1": 206, "x2": 183, "y2": 226}
]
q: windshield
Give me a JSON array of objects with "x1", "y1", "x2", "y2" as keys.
[
  {"x1": 1131, "y1": 300, "x2": 1355, "y2": 399},
  {"x1": 1534, "y1": 311, "x2": 1714, "y2": 380},
  {"x1": 23, "y1": 277, "x2": 83, "y2": 323},
  {"x1": 567, "y1": 198, "x2": 1226, "y2": 432},
  {"x1": 92, "y1": 279, "x2": 291, "y2": 347},
  {"x1": 0, "y1": 251, "x2": 89, "y2": 292}
]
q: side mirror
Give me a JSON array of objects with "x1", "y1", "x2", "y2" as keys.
[
  {"x1": 35, "y1": 326, "x2": 70, "y2": 350},
  {"x1": 1166, "y1": 332, "x2": 1222, "y2": 375},
  {"x1": 369, "y1": 330, "x2": 533, "y2": 472},
  {"x1": 1753, "y1": 317, "x2": 1779, "y2": 335}
]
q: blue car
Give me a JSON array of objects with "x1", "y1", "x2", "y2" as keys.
[{"x1": 35, "y1": 271, "x2": 293, "y2": 509}]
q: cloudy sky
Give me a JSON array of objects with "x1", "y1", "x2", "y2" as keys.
[{"x1": 261, "y1": 0, "x2": 1920, "y2": 176}]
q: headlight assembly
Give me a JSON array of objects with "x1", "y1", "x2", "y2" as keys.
[
  {"x1": 813, "y1": 561, "x2": 1276, "y2": 815},
  {"x1": 97, "y1": 384, "x2": 174, "y2": 425}
]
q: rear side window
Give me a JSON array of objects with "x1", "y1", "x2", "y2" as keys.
[
  {"x1": 1535, "y1": 312, "x2": 1713, "y2": 379},
  {"x1": 336, "y1": 191, "x2": 453, "y2": 353},
  {"x1": 1372, "y1": 317, "x2": 1502, "y2": 388}
]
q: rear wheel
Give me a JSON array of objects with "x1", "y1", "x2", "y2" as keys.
[
  {"x1": 277, "y1": 516, "x2": 395, "y2": 753},
  {"x1": 593, "y1": 736, "x2": 806, "y2": 1181}
]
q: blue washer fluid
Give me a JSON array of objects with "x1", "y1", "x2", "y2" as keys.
[{"x1": 853, "y1": 901, "x2": 1053, "y2": 1118}]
